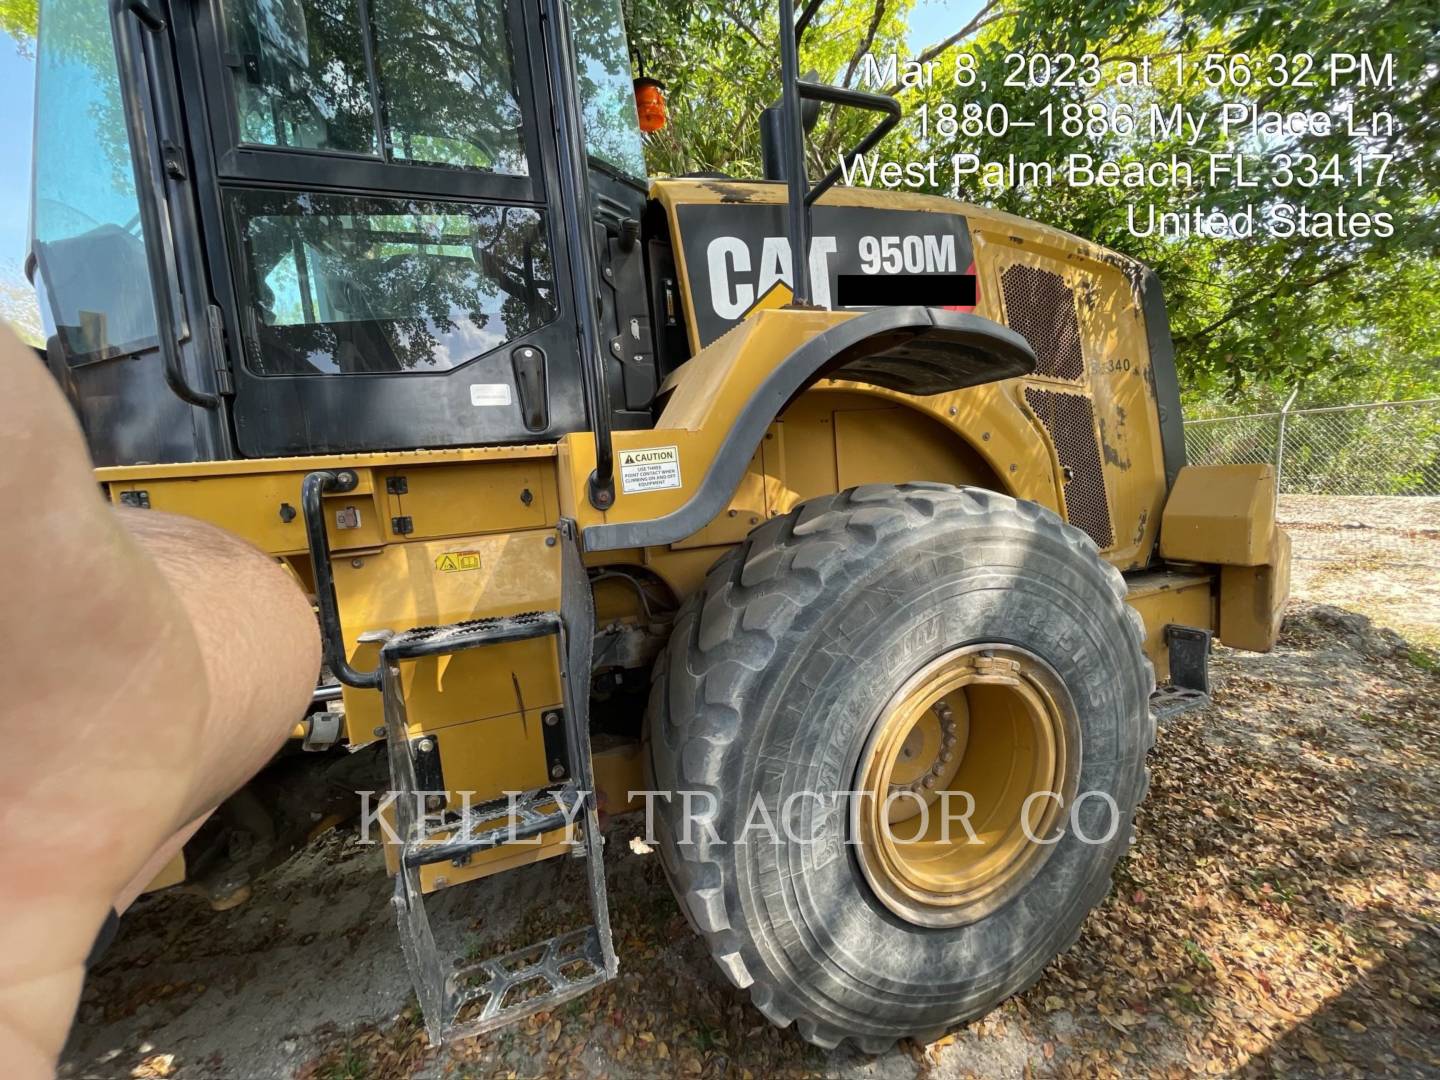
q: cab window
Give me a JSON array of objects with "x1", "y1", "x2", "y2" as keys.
[
  {"x1": 371, "y1": 0, "x2": 528, "y2": 172},
  {"x1": 221, "y1": 0, "x2": 529, "y2": 174},
  {"x1": 572, "y1": 0, "x2": 647, "y2": 179},
  {"x1": 29, "y1": 0, "x2": 158, "y2": 361},
  {"x1": 230, "y1": 191, "x2": 556, "y2": 374},
  {"x1": 222, "y1": 0, "x2": 377, "y2": 154}
]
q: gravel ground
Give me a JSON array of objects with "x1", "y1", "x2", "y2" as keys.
[{"x1": 60, "y1": 503, "x2": 1440, "y2": 1080}]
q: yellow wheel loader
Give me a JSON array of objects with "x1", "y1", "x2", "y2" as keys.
[{"x1": 26, "y1": 0, "x2": 1288, "y2": 1051}]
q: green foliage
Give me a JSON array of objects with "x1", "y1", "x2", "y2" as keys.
[
  {"x1": 628, "y1": 0, "x2": 1440, "y2": 408},
  {"x1": 1408, "y1": 647, "x2": 1439, "y2": 675},
  {"x1": 0, "y1": 0, "x2": 37, "y2": 48}
]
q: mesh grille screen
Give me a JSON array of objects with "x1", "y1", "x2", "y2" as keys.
[
  {"x1": 1001, "y1": 265, "x2": 1085, "y2": 380},
  {"x1": 1024, "y1": 387, "x2": 1114, "y2": 548}
]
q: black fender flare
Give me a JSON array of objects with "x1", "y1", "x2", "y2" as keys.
[{"x1": 583, "y1": 306, "x2": 1035, "y2": 552}]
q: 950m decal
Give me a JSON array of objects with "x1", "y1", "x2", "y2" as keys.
[{"x1": 675, "y1": 204, "x2": 975, "y2": 347}]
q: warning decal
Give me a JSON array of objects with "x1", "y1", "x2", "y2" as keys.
[
  {"x1": 434, "y1": 550, "x2": 481, "y2": 573},
  {"x1": 619, "y1": 445, "x2": 682, "y2": 494}
]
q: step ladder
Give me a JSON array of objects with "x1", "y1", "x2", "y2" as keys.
[{"x1": 376, "y1": 530, "x2": 617, "y2": 1044}]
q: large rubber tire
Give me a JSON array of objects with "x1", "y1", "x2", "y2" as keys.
[{"x1": 645, "y1": 484, "x2": 1155, "y2": 1051}]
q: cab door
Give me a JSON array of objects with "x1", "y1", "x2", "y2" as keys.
[
  {"x1": 175, "y1": 0, "x2": 586, "y2": 455},
  {"x1": 29, "y1": 0, "x2": 234, "y2": 466}
]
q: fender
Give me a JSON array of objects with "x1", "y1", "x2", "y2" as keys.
[{"x1": 576, "y1": 305, "x2": 1035, "y2": 552}]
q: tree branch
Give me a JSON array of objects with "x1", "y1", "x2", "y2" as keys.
[
  {"x1": 1173, "y1": 259, "x2": 1360, "y2": 346},
  {"x1": 897, "y1": 1, "x2": 1004, "y2": 76},
  {"x1": 840, "y1": 0, "x2": 888, "y2": 90},
  {"x1": 816, "y1": 0, "x2": 888, "y2": 158}
]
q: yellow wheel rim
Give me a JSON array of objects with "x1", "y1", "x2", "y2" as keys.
[{"x1": 854, "y1": 644, "x2": 1080, "y2": 927}]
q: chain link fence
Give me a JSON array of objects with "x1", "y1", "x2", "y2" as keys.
[
  {"x1": 1184, "y1": 398, "x2": 1440, "y2": 496},
  {"x1": 1183, "y1": 399, "x2": 1440, "y2": 593}
]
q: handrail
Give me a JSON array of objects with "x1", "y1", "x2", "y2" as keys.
[
  {"x1": 109, "y1": 0, "x2": 219, "y2": 408},
  {"x1": 794, "y1": 0, "x2": 825, "y2": 43},
  {"x1": 301, "y1": 470, "x2": 382, "y2": 689},
  {"x1": 798, "y1": 82, "x2": 901, "y2": 205},
  {"x1": 541, "y1": 0, "x2": 616, "y2": 508},
  {"x1": 777, "y1": 0, "x2": 812, "y2": 304},
  {"x1": 773, "y1": 0, "x2": 902, "y2": 305}
]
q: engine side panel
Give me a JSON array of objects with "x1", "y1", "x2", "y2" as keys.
[{"x1": 652, "y1": 179, "x2": 1172, "y2": 569}]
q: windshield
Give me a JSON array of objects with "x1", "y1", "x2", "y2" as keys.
[
  {"x1": 29, "y1": 0, "x2": 158, "y2": 361},
  {"x1": 572, "y1": 0, "x2": 647, "y2": 180}
]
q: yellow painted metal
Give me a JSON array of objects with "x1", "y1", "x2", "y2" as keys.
[
  {"x1": 649, "y1": 179, "x2": 1125, "y2": 355},
  {"x1": 592, "y1": 739, "x2": 645, "y2": 816},
  {"x1": 1219, "y1": 529, "x2": 1292, "y2": 651},
  {"x1": 633, "y1": 383, "x2": 1048, "y2": 593},
  {"x1": 668, "y1": 444, "x2": 770, "y2": 549},
  {"x1": 555, "y1": 307, "x2": 857, "y2": 529},
  {"x1": 826, "y1": 393, "x2": 1003, "y2": 493},
  {"x1": 417, "y1": 830, "x2": 572, "y2": 893},
  {"x1": 1161, "y1": 464, "x2": 1278, "y2": 567},
  {"x1": 100, "y1": 447, "x2": 559, "y2": 558},
  {"x1": 636, "y1": 544, "x2": 731, "y2": 600},
  {"x1": 556, "y1": 309, "x2": 1064, "y2": 537},
  {"x1": 99, "y1": 443, "x2": 556, "y2": 481},
  {"x1": 971, "y1": 231, "x2": 1168, "y2": 568},
  {"x1": 141, "y1": 850, "x2": 186, "y2": 894},
  {"x1": 105, "y1": 469, "x2": 382, "y2": 555},
  {"x1": 854, "y1": 645, "x2": 1079, "y2": 928},
  {"x1": 376, "y1": 459, "x2": 558, "y2": 542},
  {"x1": 84, "y1": 179, "x2": 1251, "y2": 909},
  {"x1": 375, "y1": 707, "x2": 567, "y2": 892},
  {"x1": 648, "y1": 178, "x2": 1169, "y2": 568},
  {"x1": 1125, "y1": 570, "x2": 1217, "y2": 683},
  {"x1": 333, "y1": 530, "x2": 563, "y2": 745},
  {"x1": 377, "y1": 737, "x2": 642, "y2": 898}
]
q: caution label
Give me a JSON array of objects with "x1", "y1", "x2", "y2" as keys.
[
  {"x1": 619, "y1": 445, "x2": 681, "y2": 493},
  {"x1": 434, "y1": 550, "x2": 481, "y2": 573}
]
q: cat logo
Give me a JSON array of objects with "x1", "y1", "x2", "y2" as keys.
[{"x1": 434, "y1": 550, "x2": 481, "y2": 573}]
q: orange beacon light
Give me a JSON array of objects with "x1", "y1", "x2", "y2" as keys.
[{"x1": 633, "y1": 77, "x2": 667, "y2": 133}]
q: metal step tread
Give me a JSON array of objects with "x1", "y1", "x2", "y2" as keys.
[
  {"x1": 403, "y1": 784, "x2": 580, "y2": 869},
  {"x1": 445, "y1": 926, "x2": 612, "y2": 1040},
  {"x1": 383, "y1": 610, "x2": 560, "y2": 660},
  {"x1": 1150, "y1": 683, "x2": 1211, "y2": 721}
]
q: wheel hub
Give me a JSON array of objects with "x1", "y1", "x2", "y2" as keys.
[{"x1": 854, "y1": 644, "x2": 1081, "y2": 927}]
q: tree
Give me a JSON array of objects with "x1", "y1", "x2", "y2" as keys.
[
  {"x1": 628, "y1": 0, "x2": 1440, "y2": 408},
  {"x1": 0, "y1": 0, "x2": 37, "y2": 50}
]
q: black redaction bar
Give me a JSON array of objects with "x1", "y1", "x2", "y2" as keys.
[{"x1": 836, "y1": 273, "x2": 978, "y2": 308}]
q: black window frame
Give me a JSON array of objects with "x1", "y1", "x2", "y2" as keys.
[
  {"x1": 220, "y1": 187, "x2": 562, "y2": 378},
  {"x1": 193, "y1": 0, "x2": 546, "y2": 206},
  {"x1": 191, "y1": 0, "x2": 560, "y2": 385},
  {"x1": 165, "y1": 0, "x2": 602, "y2": 456}
]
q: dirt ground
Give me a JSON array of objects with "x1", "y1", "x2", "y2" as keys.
[
  {"x1": 1278, "y1": 495, "x2": 1440, "y2": 648},
  {"x1": 60, "y1": 500, "x2": 1440, "y2": 1080}
]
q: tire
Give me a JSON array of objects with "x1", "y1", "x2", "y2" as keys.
[{"x1": 645, "y1": 483, "x2": 1155, "y2": 1051}]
